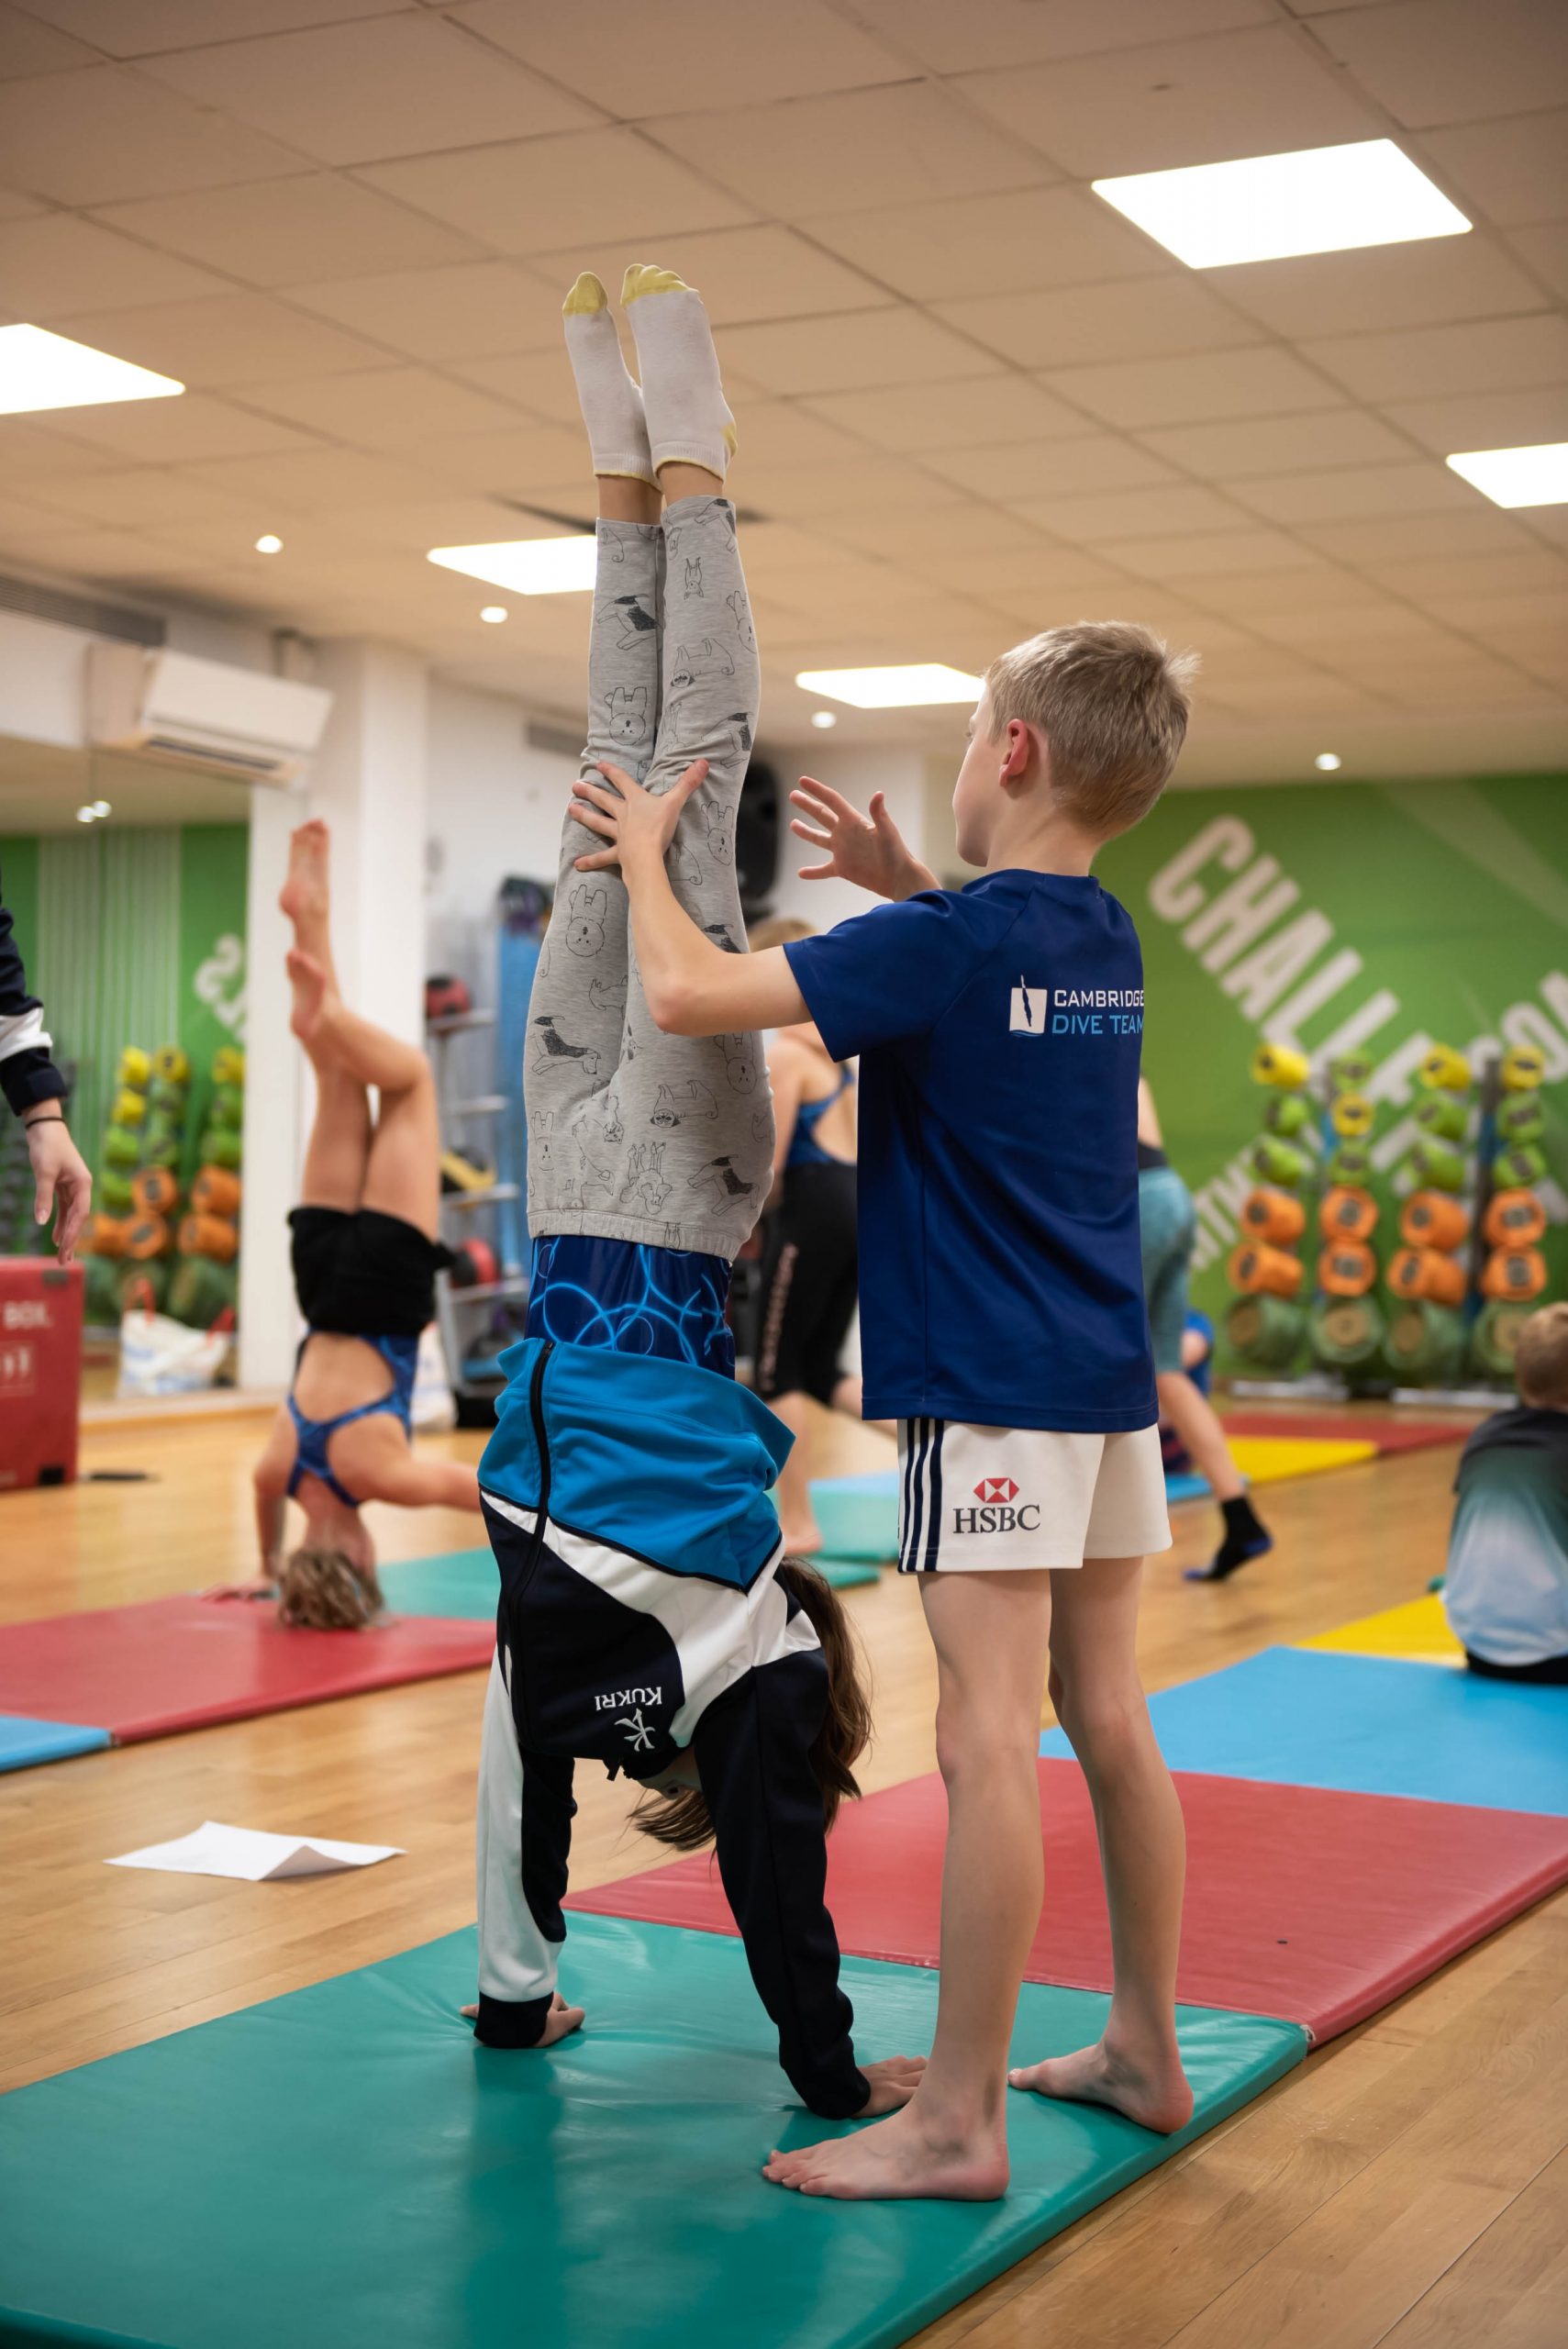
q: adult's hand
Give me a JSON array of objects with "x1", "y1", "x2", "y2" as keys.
[{"x1": 25, "y1": 1110, "x2": 92, "y2": 1263}]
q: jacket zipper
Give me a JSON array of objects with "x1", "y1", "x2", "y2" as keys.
[{"x1": 527, "y1": 1339, "x2": 553, "y2": 1564}]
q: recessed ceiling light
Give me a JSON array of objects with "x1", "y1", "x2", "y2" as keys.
[
  {"x1": 75, "y1": 805, "x2": 96, "y2": 823},
  {"x1": 479, "y1": 604, "x2": 508, "y2": 624},
  {"x1": 254, "y1": 533, "x2": 283, "y2": 555},
  {"x1": 809, "y1": 709, "x2": 838, "y2": 729},
  {"x1": 0, "y1": 323, "x2": 183, "y2": 417},
  {"x1": 91, "y1": 799, "x2": 111, "y2": 817},
  {"x1": 1093, "y1": 139, "x2": 1470, "y2": 270},
  {"x1": 1445, "y1": 442, "x2": 1568, "y2": 509},
  {"x1": 428, "y1": 538, "x2": 595, "y2": 596},
  {"x1": 795, "y1": 663, "x2": 984, "y2": 710},
  {"x1": 1315, "y1": 752, "x2": 1342, "y2": 772}
]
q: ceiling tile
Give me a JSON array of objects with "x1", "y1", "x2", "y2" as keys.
[
  {"x1": 1361, "y1": 549, "x2": 1568, "y2": 605},
  {"x1": 740, "y1": 457, "x2": 967, "y2": 524},
  {"x1": 957, "y1": 27, "x2": 1379, "y2": 179},
  {"x1": 714, "y1": 309, "x2": 995, "y2": 396},
  {"x1": 0, "y1": 66, "x2": 302, "y2": 206},
  {"x1": 841, "y1": 0, "x2": 1272, "y2": 75},
  {"x1": 239, "y1": 365, "x2": 524, "y2": 444},
  {"x1": 927, "y1": 433, "x2": 1177, "y2": 502},
  {"x1": 56, "y1": 295, "x2": 393, "y2": 385},
  {"x1": 317, "y1": 495, "x2": 557, "y2": 554},
  {"x1": 1504, "y1": 222, "x2": 1568, "y2": 303},
  {"x1": 0, "y1": 3, "x2": 96, "y2": 76},
  {"x1": 709, "y1": 401, "x2": 866, "y2": 471},
  {"x1": 1025, "y1": 483, "x2": 1252, "y2": 543},
  {"x1": 0, "y1": 418, "x2": 126, "y2": 482},
  {"x1": 1420, "y1": 111, "x2": 1568, "y2": 228},
  {"x1": 1213, "y1": 235, "x2": 1543, "y2": 339},
  {"x1": 0, "y1": 489, "x2": 93, "y2": 535},
  {"x1": 1229, "y1": 462, "x2": 1478, "y2": 526},
  {"x1": 362, "y1": 128, "x2": 754, "y2": 254},
  {"x1": 1172, "y1": 564, "x2": 1386, "y2": 618},
  {"x1": 38, "y1": 393, "x2": 318, "y2": 462},
  {"x1": 0, "y1": 186, "x2": 46, "y2": 222},
  {"x1": 533, "y1": 224, "x2": 887, "y2": 326},
  {"x1": 174, "y1": 446, "x2": 450, "y2": 514},
  {"x1": 935, "y1": 275, "x2": 1262, "y2": 368},
  {"x1": 641, "y1": 84, "x2": 1051, "y2": 218},
  {"x1": 286, "y1": 261, "x2": 560, "y2": 362},
  {"x1": 28, "y1": 466, "x2": 258, "y2": 527},
  {"x1": 806, "y1": 185, "x2": 1162, "y2": 304},
  {"x1": 933, "y1": 544, "x2": 1139, "y2": 598},
  {"x1": 1040, "y1": 347, "x2": 1347, "y2": 429},
  {"x1": 1313, "y1": 0, "x2": 1568, "y2": 130},
  {"x1": 1107, "y1": 526, "x2": 1325, "y2": 581},
  {"x1": 1243, "y1": 601, "x2": 1466, "y2": 655},
  {"x1": 450, "y1": 0, "x2": 909, "y2": 115},
  {"x1": 95, "y1": 175, "x2": 481, "y2": 288},
  {"x1": 1296, "y1": 509, "x2": 1536, "y2": 565},
  {"x1": 0, "y1": 211, "x2": 228, "y2": 315},
  {"x1": 802, "y1": 376, "x2": 1087, "y2": 454},
  {"x1": 1198, "y1": 674, "x2": 1387, "y2": 716},
  {"x1": 15, "y1": 2, "x2": 395, "y2": 56},
  {"x1": 391, "y1": 420, "x2": 587, "y2": 492},
  {"x1": 448, "y1": 346, "x2": 586, "y2": 429},
  {"x1": 1136, "y1": 409, "x2": 1415, "y2": 478},
  {"x1": 145, "y1": 16, "x2": 598, "y2": 167},
  {"x1": 1380, "y1": 384, "x2": 1568, "y2": 455},
  {"x1": 814, "y1": 503, "x2": 1047, "y2": 563},
  {"x1": 1303, "y1": 315, "x2": 1568, "y2": 403}
]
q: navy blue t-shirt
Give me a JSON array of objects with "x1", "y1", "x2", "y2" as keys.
[{"x1": 784, "y1": 872, "x2": 1156, "y2": 1433}]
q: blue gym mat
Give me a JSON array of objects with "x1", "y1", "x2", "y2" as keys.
[
  {"x1": 1043, "y1": 1645, "x2": 1568, "y2": 1818},
  {"x1": 0, "y1": 1712, "x2": 109, "y2": 1772},
  {"x1": 0, "y1": 1915, "x2": 1306, "y2": 2349}
]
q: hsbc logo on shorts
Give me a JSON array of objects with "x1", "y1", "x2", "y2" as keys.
[{"x1": 952, "y1": 1475, "x2": 1040, "y2": 1536}]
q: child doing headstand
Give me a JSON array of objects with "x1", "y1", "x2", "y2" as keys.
[{"x1": 468, "y1": 265, "x2": 921, "y2": 2124}]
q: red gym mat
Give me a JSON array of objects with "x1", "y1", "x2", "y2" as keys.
[
  {"x1": 571, "y1": 1759, "x2": 1568, "y2": 2043},
  {"x1": 1220, "y1": 1411, "x2": 1472, "y2": 1454},
  {"x1": 0, "y1": 1594, "x2": 494, "y2": 1745}
]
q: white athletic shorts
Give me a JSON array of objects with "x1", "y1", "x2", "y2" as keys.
[{"x1": 896, "y1": 1418, "x2": 1172, "y2": 1574}]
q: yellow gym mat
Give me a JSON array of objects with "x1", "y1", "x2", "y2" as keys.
[
  {"x1": 1303, "y1": 1593, "x2": 1464, "y2": 1666},
  {"x1": 1229, "y1": 1435, "x2": 1379, "y2": 1487}
]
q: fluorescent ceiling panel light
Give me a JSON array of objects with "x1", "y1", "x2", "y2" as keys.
[
  {"x1": 0, "y1": 323, "x2": 183, "y2": 416},
  {"x1": 1445, "y1": 442, "x2": 1568, "y2": 508},
  {"x1": 1093, "y1": 139, "x2": 1469, "y2": 269},
  {"x1": 428, "y1": 537, "x2": 595, "y2": 595},
  {"x1": 795, "y1": 663, "x2": 983, "y2": 709}
]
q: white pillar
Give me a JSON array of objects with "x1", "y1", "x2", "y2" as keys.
[{"x1": 236, "y1": 640, "x2": 428, "y2": 1390}]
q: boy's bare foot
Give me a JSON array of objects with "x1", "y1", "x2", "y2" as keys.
[
  {"x1": 286, "y1": 948, "x2": 331, "y2": 1044},
  {"x1": 461, "y1": 1992, "x2": 586, "y2": 2045},
  {"x1": 762, "y1": 2100, "x2": 1007, "y2": 2201},
  {"x1": 1009, "y1": 2034, "x2": 1194, "y2": 2134},
  {"x1": 278, "y1": 818, "x2": 330, "y2": 930}
]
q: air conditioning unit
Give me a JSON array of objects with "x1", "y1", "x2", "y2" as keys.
[{"x1": 87, "y1": 643, "x2": 333, "y2": 787}]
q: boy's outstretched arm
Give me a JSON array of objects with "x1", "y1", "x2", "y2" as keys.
[{"x1": 573, "y1": 760, "x2": 809, "y2": 1037}]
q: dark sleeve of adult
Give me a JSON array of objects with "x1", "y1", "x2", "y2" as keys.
[{"x1": 0, "y1": 878, "x2": 67, "y2": 1118}]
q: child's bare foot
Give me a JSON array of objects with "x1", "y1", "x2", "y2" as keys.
[
  {"x1": 1009, "y1": 2034, "x2": 1194, "y2": 2134},
  {"x1": 286, "y1": 948, "x2": 331, "y2": 1044},
  {"x1": 461, "y1": 1992, "x2": 586, "y2": 2045},
  {"x1": 279, "y1": 818, "x2": 330, "y2": 930},
  {"x1": 763, "y1": 2099, "x2": 1007, "y2": 2201},
  {"x1": 781, "y1": 1519, "x2": 824, "y2": 1556}
]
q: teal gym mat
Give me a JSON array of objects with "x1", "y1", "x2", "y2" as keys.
[
  {"x1": 1043, "y1": 1646, "x2": 1568, "y2": 1818},
  {"x1": 0, "y1": 1713, "x2": 109, "y2": 1772},
  {"x1": 812, "y1": 1469, "x2": 898, "y2": 1562},
  {"x1": 0, "y1": 1915, "x2": 1306, "y2": 2349},
  {"x1": 376, "y1": 1549, "x2": 879, "y2": 1620}
]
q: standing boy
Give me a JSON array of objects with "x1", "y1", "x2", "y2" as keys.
[{"x1": 572, "y1": 622, "x2": 1196, "y2": 2199}]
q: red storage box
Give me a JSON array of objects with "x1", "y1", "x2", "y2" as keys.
[{"x1": 0, "y1": 1259, "x2": 83, "y2": 1490}]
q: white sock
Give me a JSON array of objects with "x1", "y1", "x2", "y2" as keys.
[
  {"x1": 621, "y1": 262, "x2": 736, "y2": 482},
  {"x1": 562, "y1": 273, "x2": 656, "y2": 486}
]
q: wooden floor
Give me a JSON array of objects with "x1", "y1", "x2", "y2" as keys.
[{"x1": 2, "y1": 1399, "x2": 1562, "y2": 2349}]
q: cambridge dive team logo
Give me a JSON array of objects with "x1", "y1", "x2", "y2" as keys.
[{"x1": 1009, "y1": 977, "x2": 1048, "y2": 1035}]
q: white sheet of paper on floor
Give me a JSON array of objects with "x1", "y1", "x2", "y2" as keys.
[{"x1": 106, "y1": 1820, "x2": 404, "y2": 1881}]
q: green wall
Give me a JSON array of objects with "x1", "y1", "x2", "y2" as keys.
[{"x1": 1096, "y1": 775, "x2": 1568, "y2": 1330}]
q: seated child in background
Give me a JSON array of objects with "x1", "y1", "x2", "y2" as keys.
[
  {"x1": 1443, "y1": 1300, "x2": 1568, "y2": 1684},
  {"x1": 467, "y1": 261, "x2": 922, "y2": 2127}
]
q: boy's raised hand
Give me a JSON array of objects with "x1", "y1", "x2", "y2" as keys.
[
  {"x1": 573, "y1": 758, "x2": 707, "y2": 873},
  {"x1": 790, "y1": 779, "x2": 937, "y2": 902}
]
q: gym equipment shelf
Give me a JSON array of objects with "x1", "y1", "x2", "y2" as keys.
[{"x1": 428, "y1": 1003, "x2": 527, "y2": 1425}]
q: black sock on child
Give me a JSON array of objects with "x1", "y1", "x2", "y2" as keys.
[{"x1": 1186, "y1": 1492, "x2": 1273, "y2": 1584}]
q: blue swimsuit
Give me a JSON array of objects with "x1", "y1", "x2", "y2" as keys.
[
  {"x1": 287, "y1": 1331, "x2": 419, "y2": 1507},
  {"x1": 786, "y1": 1066, "x2": 854, "y2": 1169}
]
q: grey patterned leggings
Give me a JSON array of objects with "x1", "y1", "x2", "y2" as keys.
[{"x1": 526, "y1": 495, "x2": 773, "y2": 1261}]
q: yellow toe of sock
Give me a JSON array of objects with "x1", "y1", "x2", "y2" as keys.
[
  {"x1": 562, "y1": 271, "x2": 608, "y2": 317},
  {"x1": 622, "y1": 261, "x2": 691, "y2": 304}
]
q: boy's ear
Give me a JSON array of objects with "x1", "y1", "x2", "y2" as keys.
[{"x1": 999, "y1": 718, "x2": 1033, "y2": 783}]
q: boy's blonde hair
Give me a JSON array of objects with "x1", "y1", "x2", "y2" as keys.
[
  {"x1": 984, "y1": 622, "x2": 1198, "y2": 839},
  {"x1": 1515, "y1": 1301, "x2": 1568, "y2": 1408}
]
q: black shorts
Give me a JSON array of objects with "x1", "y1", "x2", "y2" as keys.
[
  {"x1": 289, "y1": 1207, "x2": 450, "y2": 1341},
  {"x1": 755, "y1": 1161, "x2": 858, "y2": 1408}
]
